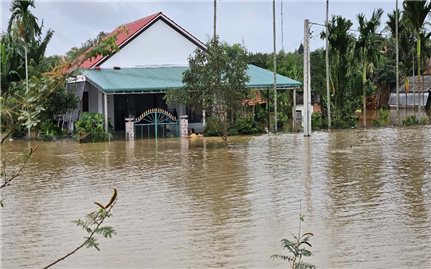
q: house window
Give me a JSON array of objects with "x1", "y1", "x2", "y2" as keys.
[{"x1": 295, "y1": 110, "x2": 302, "y2": 121}]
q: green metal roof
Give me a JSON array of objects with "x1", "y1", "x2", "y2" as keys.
[{"x1": 82, "y1": 64, "x2": 302, "y2": 93}]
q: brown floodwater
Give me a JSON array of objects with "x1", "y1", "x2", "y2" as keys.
[{"x1": 1, "y1": 126, "x2": 430, "y2": 268}]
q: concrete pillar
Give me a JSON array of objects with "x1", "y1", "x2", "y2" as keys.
[
  {"x1": 125, "y1": 117, "x2": 135, "y2": 140},
  {"x1": 104, "y1": 93, "x2": 108, "y2": 133},
  {"x1": 202, "y1": 109, "x2": 206, "y2": 128},
  {"x1": 179, "y1": 115, "x2": 188, "y2": 137}
]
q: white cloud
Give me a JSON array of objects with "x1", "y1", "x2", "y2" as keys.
[{"x1": 1, "y1": 1, "x2": 396, "y2": 56}]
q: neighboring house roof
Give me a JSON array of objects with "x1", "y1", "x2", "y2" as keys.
[
  {"x1": 396, "y1": 75, "x2": 431, "y2": 93},
  {"x1": 83, "y1": 65, "x2": 302, "y2": 93},
  {"x1": 80, "y1": 12, "x2": 206, "y2": 69},
  {"x1": 388, "y1": 92, "x2": 430, "y2": 108},
  {"x1": 390, "y1": 75, "x2": 431, "y2": 107}
]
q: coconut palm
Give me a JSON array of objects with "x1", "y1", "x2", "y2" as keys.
[
  {"x1": 355, "y1": 8, "x2": 384, "y2": 127},
  {"x1": 403, "y1": 0, "x2": 431, "y2": 107}
]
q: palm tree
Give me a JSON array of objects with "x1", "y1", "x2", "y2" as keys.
[
  {"x1": 403, "y1": 0, "x2": 431, "y2": 107},
  {"x1": 7, "y1": 0, "x2": 41, "y2": 137},
  {"x1": 8, "y1": 0, "x2": 41, "y2": 94},
  {"x1": 355, "y1": 8, "x2": 384, "y2": 127},
  {"x1": 321, "y1": 16, "x2": 355, "y2": 113},
  {"x1": 8, "y1": 0, "x2": 41, "y2": 42}
]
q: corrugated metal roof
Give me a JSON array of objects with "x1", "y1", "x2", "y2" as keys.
[
  {"x1": 82, "y1": 65, "x2": 302, "y2": 93},
  {"x1": 388, "y1": 92, "x2": 430, "y2": 107}
]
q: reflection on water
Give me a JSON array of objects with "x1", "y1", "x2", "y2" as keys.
[{"x1": 1, "y1": 126, "x2": 430, "y2": 268}]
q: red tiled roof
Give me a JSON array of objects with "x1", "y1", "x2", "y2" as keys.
[{"x1": 80, "y1": 12, "x2": 162, "y2": 69}]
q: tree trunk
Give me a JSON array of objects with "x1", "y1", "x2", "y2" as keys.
[
  {"x1": 362, "y1": 62, "x2": 367, "y2": 128},
  {"x1": 325, "y1": 0, "x2": 331, "y2": 128},
  {"x1": 417, "y1": 33, "x2": 422, "y2": 108},
  {"x1": 222, "y1": 111, "x2": 228, "y2": 145}
]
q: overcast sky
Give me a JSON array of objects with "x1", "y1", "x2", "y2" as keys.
[{"x1": 1, "y1": 0, "x2": 398, "y2": 56}]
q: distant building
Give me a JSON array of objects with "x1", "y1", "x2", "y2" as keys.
[{"x1": 388, "y1": 75, "x2": 431, "y2": 108}]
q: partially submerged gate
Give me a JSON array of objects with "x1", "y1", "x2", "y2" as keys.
[{"x1": 134, "y1": 108, "x2": 178, "y2": 139}]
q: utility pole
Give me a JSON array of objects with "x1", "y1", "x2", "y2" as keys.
[
  {"x1": 325, "y1": 0, "x2": 331, "y2": 128},
  {"x1": 395, "y1": 0, "x2": 400, "y2": 123},
  {"x1": 273, "y1": 0, "x2": 278, "y2": 133},
  {"x1": 303, "y1": 19, "x2": 311, "y2": 137},
  {"x1": 281, "y1": 0, "x2": 284, "y2": 51},
  {"x1": 213, "y1": 0, "x2": 217, "y2": 38}
]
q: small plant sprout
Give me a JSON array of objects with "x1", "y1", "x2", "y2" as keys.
[
  {"x1": 43, "y1": 188, "x2": 118, "y2": 269},
  {"x1": 272, "y1": 201, "x2": 316, "y2": 269}
]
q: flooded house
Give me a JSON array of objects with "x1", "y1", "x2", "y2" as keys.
[{"x1": 66, "y1": 12, "x2": 301, "y2": 138}]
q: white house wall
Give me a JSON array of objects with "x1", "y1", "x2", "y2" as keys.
[
  {"x1": 295, "y1": 104, "x2": 314, "y2": 129},
  {"x1": 84, "y1": 83, "x2": 115, "y2": 128},
  {"x1": 100, "y1": 20, "x2": 200, "y2": 68},
  {"x1": 98, "y1": 91, "x2": 104, "y2": 114},
  {"x1": 87, "y1": 83, "x2": 100, "y2": 113}
]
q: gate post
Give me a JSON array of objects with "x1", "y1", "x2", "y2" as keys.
[
  {"x1": 125, "y1": 117, "x2": 135, "y2": 140},
  {"x1": 179, "y1": 115, "x2": 188, "y2": 138}
]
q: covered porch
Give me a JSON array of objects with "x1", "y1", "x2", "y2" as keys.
[{"x1": 69, "y1": 64, "x2": 302, "y2": 138}]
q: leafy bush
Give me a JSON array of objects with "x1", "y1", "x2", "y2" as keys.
[
  {"x1": 402, "y1": 115, "x2": 429, "y2": 126},
  {"x1": 75, "y1": 112, "x2": 110, "y2": 142},
  {"x1": 204, "y1": 114, "x2": 263, "y2": 137},
  {"x1": 230, "y1": 116, "x2": 263, "y2": 135},
  {"x1": 39, "y1": 121, "x2": 60, "y2": 141},
  {"x1": 331, "y1": 114, "x2": 357, "y2": 129},
  {"x1": 402, "y1": 115, "x2": 419, "y2": 126},
  {"x1": 203, "y1": 115, "x2": 223, "y2": 137},
  {"x1": 311, "y1": 112, "x2": 324, "y2": 130},
  {"x1": 372, "y1": 108, "x2": 389, "y2": 127},
  {"x1": 254, "y1": 105, "x2": 267, "y2": 123}
]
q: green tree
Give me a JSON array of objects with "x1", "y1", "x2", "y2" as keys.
[
  {"x1": 7, "y1": 0, "x2": 41, "y2": 43},
  {"x1": 2, "y1": 0, "x2": 53, "y2": 95},
  {"x1": 165, "y1": 37, "x2": 249, "y2": 143},
  {"x1": 322, "y1": 16, "x2": 354, "y2": 108},
  {"x1": 403, "y1": 0, "x2": 431, "y2": 105},
  {"x1": 355, "y1": 8, "x2": 384, "y2": 126},
  {"x1": 321, "y1": 16, "x2": 356, "y2": 116},
  {"x1": 386, "y1": 10, "x2": 415, "y2": 77},
  {"x1": 7, "y1": 0, "x2": 41, "y2": 100}
]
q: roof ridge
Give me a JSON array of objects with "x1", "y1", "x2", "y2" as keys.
[{"x1": 123, "y1": 12, "x2": 162, "y2": 28}]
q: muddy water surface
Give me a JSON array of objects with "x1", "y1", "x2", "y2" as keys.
[{"x1": 1, "y1": 126, "x2": 430, "y2": 268}]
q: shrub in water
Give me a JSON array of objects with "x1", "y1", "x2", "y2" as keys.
[
  {"x1": 75, "y1": 112, "x2": 110, "y2": 142},
  {"x1": 311, "y1": 112, "x2": 324, "y2": 130},
  {"x1": 230, "y1": 116, "x2": 263, "y2": 135},
  {"x1": 372, "y1": 108, "x2": 389, "y2": 127}
]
